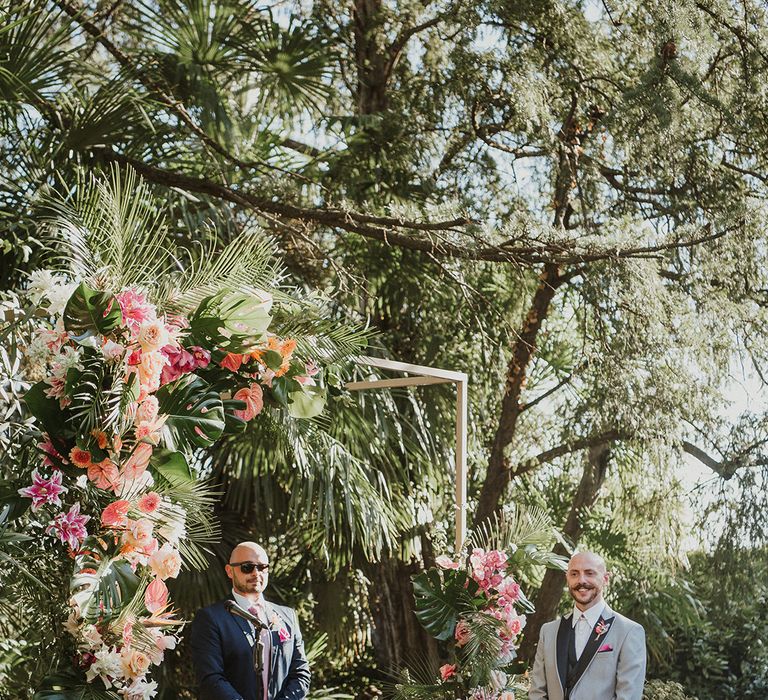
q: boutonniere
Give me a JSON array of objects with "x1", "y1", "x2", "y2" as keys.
[
  {"x1": 594, "y1": 620, "x2": 611, "y2": 638},
  {"x1": 270, "y1": 612, "x2": 291, "y2": 642}
]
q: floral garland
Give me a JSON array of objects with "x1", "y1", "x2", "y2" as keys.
[
  {"x1": 407, "y1": 546, "x2": 532, "y2": 700},
  {"x1": 17, "y1": 270, "x2": 326, "y2": 699}
]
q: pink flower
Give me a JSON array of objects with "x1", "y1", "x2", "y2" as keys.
[
  {"x1": 190, "y1": 346, "x2": 211, "y2": 369},
  {"x1": 160, "y1": 345, "x2": 197, "y2": 385},
  {"x1": 120, "y1": 646, "x2": 152, "y2": 680},
  {"x1": 116, "y1": 289, "x2": 155, "y2": 334},
  {"x1": 87, "y1": 459, "x2": 121, "y2": 491},
  {"x1": 598, "y1": 643, "x2": 613, "y2": 652},
  {"x1": 137, "y1": 491, "x2": 161, "y2": 514},
  {"x1": 497, "y1": 577, "x2": 521, "y2": 608},
  {"x1": 38, "y1": 437, "x2": 63, "y2": 468},
  {"x1": 149, "y1": 542, "x2": 182, "y2": 580},
  {"x1": 123, "y1": 517, "x2": 155, "y2": 550},
  {"x1": 144, "y1": 577, "x2": 169, "y2": 613},
  {"x1": 232, "y1": 383, "x2": 264, "y2": 421},
  {"x1": 46, "y1": 502, "x2": 90, "y2": 550},
  {"x1": 435, "y1": 555, "x2": 460, "y2": 570},
  {"x1": 18, "y1": 469, "x2": 67, "y2": 510},
  {"x1": 101, "y1": 500, "x2": 131, "y2": 527},
  {"x1": 137, "y1": 350, "x2": 167, "y2": 395},
  {"x1": 220, "y1": 352, "x2": 245, "y2": 371},
  {"x1": 278, "y1": 627, "x2": 290, "y2": 643},
  {"x1": 122, "y1": 443, "x2": 153, "y2": 481},
  {"x1": 439, "y1": 663, "x2": 457, "y2": 681},
  {"x1": 454, "y1": 620, "x2": 471, "y2": 647},
  {"x1": 135, "y1": 396, "x2": 159, "y2": 425},
  {"x1": 469, "y1": 548, "x2": 507, "y2": 590}
]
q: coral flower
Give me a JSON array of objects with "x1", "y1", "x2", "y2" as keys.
[
  {"x1": 101, "y1": 500, "x2": 131, "y2": 528},
  {"x1": 17, "y1": 469, "x2": 67, "y2": 510},
  {"x1": 220, "y1": 352, "x2": 244, "y2": 371},
  {"x1": 122, "y1": 442, "x2": 153, "y2": 481},
  {"x1": 145, "y1": 577, "x2": 169, "y2": 613},
  {"x1": 87, "y1": 459, "x2": 121, "y2": 491},
  {"x1": 70, "y1": 447, "x2": 92, "y2": 469},
  {"x1": 232, "y1": 383, "x2": 264, "y2": 421},
  {"x1": 90, "y1": 429, "x2": 109, "y2": 450},
  {"x1": 439, "y1": 664, "x2": 457, "y2": 681}
]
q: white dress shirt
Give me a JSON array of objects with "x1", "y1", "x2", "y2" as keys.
[
  {"x1": 572, "y1": 602, "x2": 605, "y2": 659},
  {"x1": 232, "y1": 589, "x2": 271, "y2": 700}
]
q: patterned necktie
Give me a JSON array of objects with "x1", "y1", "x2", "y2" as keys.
[{"x1": 248, "y1": 603, "x2": 270, "y2": 700}]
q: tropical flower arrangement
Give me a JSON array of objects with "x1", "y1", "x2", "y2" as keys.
[
  {"x1": 3, "y1": 167, "x2": 359, "y2": 699},
  {"x1": 401, "y1": 532, "x2": 555, "y2": 700}
]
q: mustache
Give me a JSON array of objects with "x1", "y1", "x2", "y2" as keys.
[{"x1": 571, "y1": 584, "x2": 595, "y2": 591}]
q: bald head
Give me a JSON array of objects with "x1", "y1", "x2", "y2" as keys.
[
  {"x1": 226, "y1": 541, "x2": 269, "y2": 601},
  {"x1": 566, "y1": 551, "x2": 610, "y2": 611}
]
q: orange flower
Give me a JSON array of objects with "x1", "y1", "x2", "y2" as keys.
[
  {"x1": 90, "y1": 429, "x2": 109, "y2": 450},
  {"x1": 250, "y1": 337, "x2": 297, "y2": 377},
  {"x1": 220, "y1": 352, "x2": 245, "y2": 371},
  {"x1": 69, "y1": 447, "x2": 92, "y2": 469},
  {"x1": 87, "y1": 459, "x2": 121, "y2": 491}
]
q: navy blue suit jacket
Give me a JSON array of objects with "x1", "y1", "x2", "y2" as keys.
[{"x1": 189, "y1": 598, "x2": 310, "y2": 700}]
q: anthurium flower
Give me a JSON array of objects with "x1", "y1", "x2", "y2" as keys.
[
  {"x1": 232, "y1": 383, "x2": 264, "y2": 421},
  {"x1": 122, "y1": 442, "x2": 153, "y2": 481},
  {"x1": 101, "y1": 500, "x2": 131, "y2": 528},
  {"x1": 18, "y1": 469, "x2": 67, "y2": 510},
  {"x1": 435, "y1": 555, "x2": 459, "y2": 570},
  {"x1": 87, "y1": 459, "x2": 121, "y2": 491},
  {"x1": 145, "y1": 577, "x2": 169, "y2": 613},
  {"x1": 46, "y1": 502, "x2": 90, "y2": 550}
]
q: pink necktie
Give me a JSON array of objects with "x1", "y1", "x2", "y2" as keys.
[{"x1": 248, "y1": 603, "x2": 270, "y2": 700}]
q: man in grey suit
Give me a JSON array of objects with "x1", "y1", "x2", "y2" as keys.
[{"x1": 529, "y1": 551, "x2": 646, "y2": 700}]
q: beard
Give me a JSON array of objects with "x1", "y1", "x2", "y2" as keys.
[{"x1": 569, "y1": 584, "x2": 599, "y2": 605}]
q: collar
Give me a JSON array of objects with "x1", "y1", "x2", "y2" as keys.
[
  {"x1": 232, "y1": 589, "x2": 268, "y2": 616},
  {"x1": 571, "y1": 601, "x2": 605, "y2": 629}
]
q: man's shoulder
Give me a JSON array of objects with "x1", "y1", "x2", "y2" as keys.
[
  {"x1": 194, "y1": 598, "x2": 231, "y2": 619},
  {"x1": 541, "y1": 613, "x2": 570, "y2": 634},
  {"x1": 267, "y1": 600, "x2": 297, "y2": 618},
  {"x1": 608, "y1": 609, "x2": 645, "y2": 634}
]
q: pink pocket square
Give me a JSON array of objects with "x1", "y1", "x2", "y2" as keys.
[{"x1": 598, "y1": 643, "x2": 613, "y2": 653}]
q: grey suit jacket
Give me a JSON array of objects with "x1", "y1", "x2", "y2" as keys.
[{"x1": 528, "y1": 604, "x2": 646, "y2": 700}]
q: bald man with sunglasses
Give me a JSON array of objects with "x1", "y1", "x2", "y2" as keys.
[{"x1": 190, "y1": 542, "x2": 310, "y2": 700}]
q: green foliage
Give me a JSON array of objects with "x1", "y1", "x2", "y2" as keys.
[
  {"x1": 156, "y1": 375, "x2": 226, "y2": 451},
  {"x1": 70, "y1": 553, "x2": 141, "y2": 625},
  {"x1": 643, "y1": 680, "x2": 697, "y2": 700},
  {"x1": 412, "y1": 569, "x2": 477, "y2": 641},
  {"x1": 62, "y1": 283, "x2": 122, "y2": 337}
]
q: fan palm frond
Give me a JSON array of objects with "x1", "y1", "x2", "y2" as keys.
[
  {"x1": 43, "y1": 164, "x2": 172, "y2": 293},
  {"x1": 467, "y1": 505, "x2": 557, "y2": 554}
]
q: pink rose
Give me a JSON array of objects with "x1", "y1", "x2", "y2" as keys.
[
  {"x1": 120, "y1": 646, "x2": 151, "y2": 679},
  {"x1": 439, "y1": 663, "x2": 457, "y2": 681},
  {"x1": 454, "y1": 620, "x2": 471, "y2": 647},
  {"x1": 123, "y1": 517, "x2": 155, "y2": 550},
  {"x1": 136, "y1": 396, "x2": 159, "y2": 425}
]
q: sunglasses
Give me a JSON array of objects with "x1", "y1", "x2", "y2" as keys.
[{"x1": 229, "y1": 561, "x2": 269, "y2": 574}]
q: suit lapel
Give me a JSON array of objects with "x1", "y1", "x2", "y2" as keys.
[
  {"x1": 568, "y1": 611, "x2": 616, "y2": 692},
  {"x1": 556, "y1": 614, "x2": 572, "y2": 692}
]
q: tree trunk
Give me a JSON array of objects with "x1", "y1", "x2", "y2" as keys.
[
  {"x1": 366, "y1": 556, "x2": 440, "y2": 673},
  {"x1": 518, "y1": 443, "x2": 612, "y2": 662},
  {"x1": 474, "y1": 263, "x2": 567, "y2": 524},
  {"x1": 352, "y1": 0, "x2": 389, "y2": 114}
]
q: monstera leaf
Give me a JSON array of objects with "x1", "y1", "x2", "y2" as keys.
[
  {"x1": 287, "y1": 385, "x2": 326, "y2": 419},
  {"x1": 156, "y1": 375, "x2": 225, "y2": 451},
  {"x1": 151, "y1": 448, "x2": 193, "y2": 483},
  {"x1": 23, "y1": 380, "x2": 69, "y2": 437},
  {"x1": 71, "y1": 552, "x2": 140, "y2": 624},
  {"x1": 412, "y1": 568, "x2": 478, "y2": 640},
  {"x1": 62, "y1": 282, "x2": 122, "y2": 337},
  {"x1": 35, "y1": 668, "x2": 120, "y2": 699},
  {"x1": 189, "y1": 290, "x2": 272, "y2": 352}
]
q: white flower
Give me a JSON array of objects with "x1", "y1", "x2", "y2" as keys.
[
  {"x1": 102, "y1": 339, "x2": 126, "y2": 361},
  {"x1": 46, "y1": 281, "x2": 78, "y2": 316},
  {"x1": 121, "y1": 677, "x2": 158, "y2": 700},
  {"x1": 86, "y1": 646, "x2": 124, "y2": 687},
  {"x1": 75, "y1": 474, "x2": 89, "y2": 490},
  {"x1": 155, "y1": 501, "x2": 186, "y2": 544},
  {"x1": 137, "y1": 319, "x2": 170, "y2": 353},
  {"x1": 57, "y1": 345, "x2": 82, "y2": 371},
  {"x1": 27, "y1": 270, "x2": 62, "y2": 305},
  {"x1": 63, "y1": 608, "x2": 80, "y2": 637},
  {"x1": 80, "y1": 623, "x2": 103, "y2": 649}
]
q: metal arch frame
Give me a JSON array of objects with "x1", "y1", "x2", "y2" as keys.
[{"x1": 346, "y1": 356, "x2": 468, "y2": 552}]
